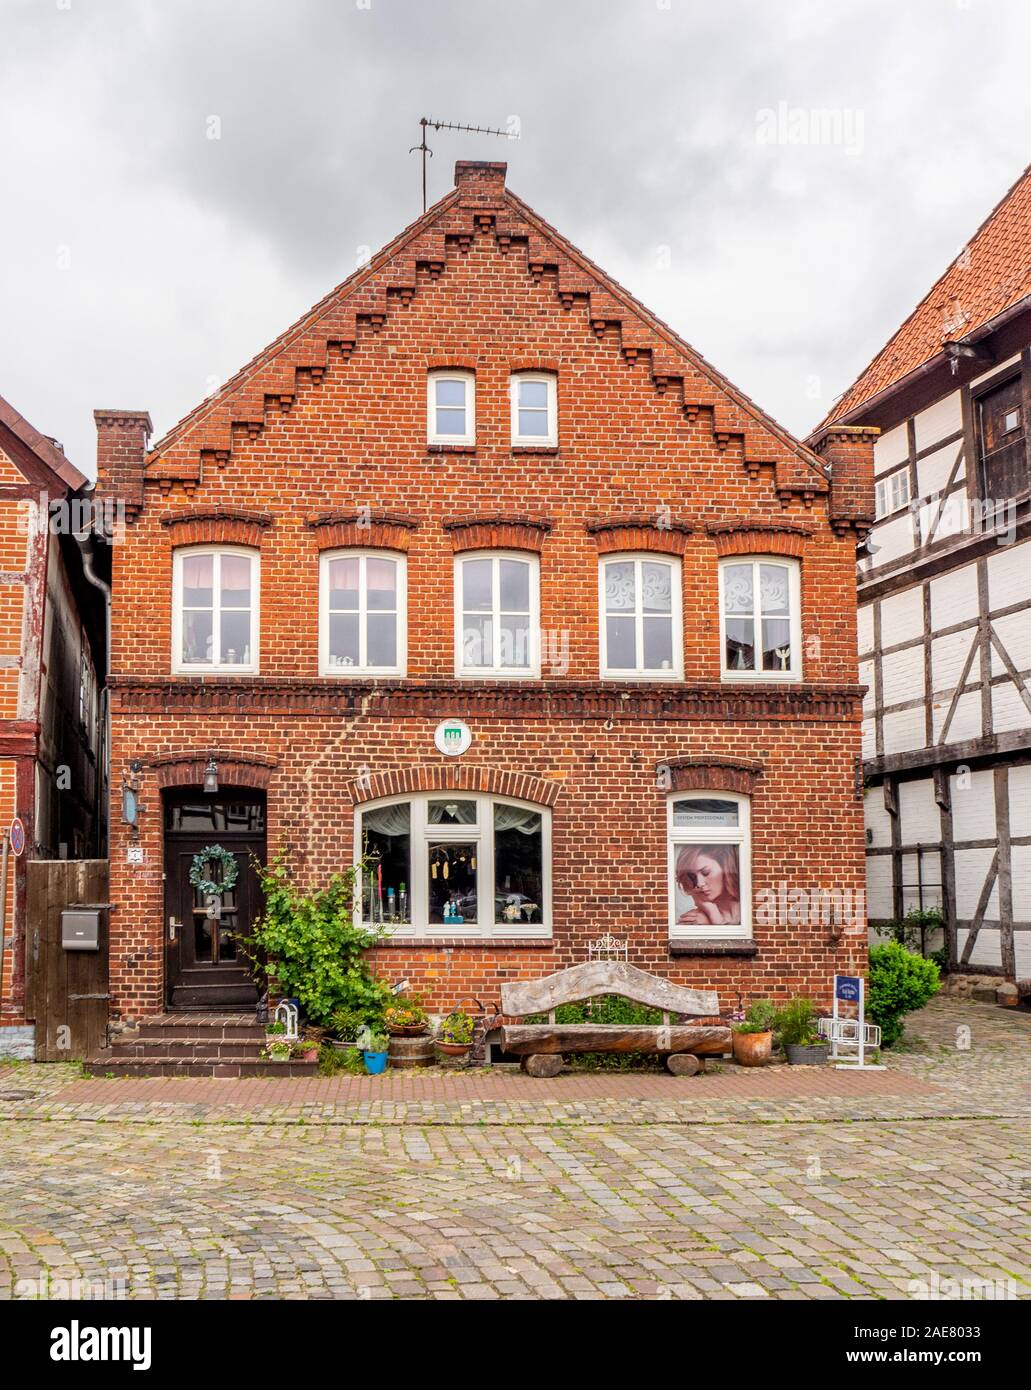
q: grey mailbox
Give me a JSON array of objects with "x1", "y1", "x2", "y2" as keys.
[{"x1": 61, "y1": 908, "x2": 102, "y2": 952}]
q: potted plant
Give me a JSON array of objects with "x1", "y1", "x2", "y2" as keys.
[
  {"x1": 731, "y1": 998, "x2": 776, "y2": 1066},
  {"x1": 436, "y1": 1008, "x2": 475, "y2": 1057},
  {"x1": 293, "y1": 1038, "x2": 320, "y2": 1063},
  {"x1": 384, "y1": 996, "x2": 429, "y2": 1036},
  {"x1": 266, "y1": 1039, "x2": 292, "y2": 1063},
  {"x1": 775, "y1": 997, "x2": 829, "y2": 1065},
  {"x1": 356, "y1": 1024, "x2": 389, "y2": 1075}
]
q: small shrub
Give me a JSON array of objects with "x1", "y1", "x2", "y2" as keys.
[
  {"x1": 735, "y1": 998, "x2": 777, "y2": 1035},
  {"x1": 775, "y1": 997, "x2": 818, "y2": 1047},
  {"x1": 868, "y1": 942, "x2": 940, "y2": 1048}
]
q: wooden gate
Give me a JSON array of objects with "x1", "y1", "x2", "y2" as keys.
[{"x1": 25, "y1": 859, "x2": 109, "y2": 1062}]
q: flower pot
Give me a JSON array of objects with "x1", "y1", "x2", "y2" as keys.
[
  {"x1": 267, "y1": 1047, "x2": 292, "y2": 1063},
  {"x1": 435, "y1": 1041, "x2": 472, "y2": 1057},
  {"x1": 362, "y1": 1050, "x2": 389, "y2": 1075},
  {"x1": 297, "y1": 1047, "x2": 319, "y2": 1063},
  {"x1": 388, "y1": 1024, "x2": 428, "y2": 1037},
  {"x1": 785, "y1": 1042, "x2": 829, "y2": 1066},
  {"x1": 732, "y1": 1030, "x2": 772, "y2": 1066}
]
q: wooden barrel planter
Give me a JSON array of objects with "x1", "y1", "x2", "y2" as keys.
[{"x1": 388, "y1": 1033, "x2": 435, "y2": 1069}]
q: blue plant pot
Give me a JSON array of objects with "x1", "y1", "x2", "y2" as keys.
[{"x1": 363, "y1": 1050, "x2": 388, "y2": 1075}]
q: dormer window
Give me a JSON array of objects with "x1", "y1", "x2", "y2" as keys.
[
  {"x1": 510, "y1": 373, "x2": 557, "y2": 446},
  {"x1": 428, "y1": 370, "x2": 475, "y2": 445}
]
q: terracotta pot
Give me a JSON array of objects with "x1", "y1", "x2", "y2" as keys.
[
  {"x1": 435, "y1": 1041, "x2": 472, "y2": 1057},
  {"x1": 732, "y1": 1030, "x2": 772, "y2": 1066},
  {"x1": 389, "y1": 1024, "x2": 429, "y2": 1036}
]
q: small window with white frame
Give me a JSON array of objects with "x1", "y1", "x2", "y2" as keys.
[
  {"x1": 455, "y1": 551, "x2": 540, "y2": 677},
  {"x1": 874, "y1": 469, "x2": 910, "y2": 519},
  {"x1": 510, "y1": 372, "x2": 557, "y2": 446},
  {"x1": 719, "y1": 556, "x2": 801, "y2": 680},
  {"x1": 668, "y1": 792, "x2": 751, "y2": 939},
  {"x1": 427, "y1": 369, "x2": 475, "y2": 445},
  {"x1": 599, "y1": 553, "x2": 683, "y2": 678},
  {"x1": 173, "y1": 546, "x2": 259, "y2": 673},
  {"x1": 356, "y1": 791, "x2": 551, "y2": 938},
  {"x1": 319, "y1": 550, "x2": 406, "y2": 676}
]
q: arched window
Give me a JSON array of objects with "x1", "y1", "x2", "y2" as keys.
[
  {"x1": 718, "y1": 555, "x2": 801, "y2": 680},
  {"x1": 510, "y1": 372, "x2": 557, "y2": 446},
  {"x1": 319, "y1": 550, "x2": 406, "y2": 676},
  {"x1": 355, "y1": 791, "x2": 551, "y2": 938},
  {"x1": 172, "y1": 546, "x2": 259, "y2": 673},
  {"x1": 427, "y1": 369, "x2": 475, "y2": 445},
  {"x1": 455, "y1": 550, "x2": 541, "y2": 677},
  {"x1": 668, "y1": 791, "x2": 751, "y2": 939},
  {"x1": 599, "y1": 553, "x2": 683, "y2": 678}
]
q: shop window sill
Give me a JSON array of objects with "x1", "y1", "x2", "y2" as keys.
[
  {"x1": 375, "y1": 936, "x2": 555, "y2": 949},
  {"x1": 669, "y1": 939, "x2": 759, "y2": 957}
]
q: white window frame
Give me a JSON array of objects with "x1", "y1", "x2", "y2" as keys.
[
  {"x1": 510, "y1": 372, "x2": 558, "y2": 447},
  {"x1": 598, "y1": 552, "x2": 684, "y2": 680},
  {"x1": 354, "y1": 791, "x2": 552, "y2": 940},
  {"x1": 318, "y1": 549, "x2": 407, "y2": 677},
  {"x1": 874, "y1": 469, "x2": 911, "y2": 519},
  {"x1": 454, "y1": 550, "x2": 541, "y2": 679},
  {"x1": 172, "y1": 545, "x2": 260, "y2": 675},
  {"x1": 668, "y1": 790, "x2": 751, "y2": 940},
  {"x1": 718, "y1": 555, "x2": 801, "y2": 682},
  {"x1": 427, "y1": 369, "x2": 475, "y2": 446}
]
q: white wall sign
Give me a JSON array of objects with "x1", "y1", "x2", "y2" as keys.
[
  {"x1": 126, "y1": 844, "x2": 145, "y2": 864},
  {"x1": 434, "y1": 718, "x2": 472, "y2": 757}
]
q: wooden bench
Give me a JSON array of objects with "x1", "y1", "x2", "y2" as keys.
[{"x1": 499, "y1": 960, "x2": 731, "y2": 1077}]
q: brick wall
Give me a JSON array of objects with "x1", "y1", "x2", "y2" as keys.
[{"x1": 100, "y1": 161, "x2": 870, "y2": 1023}]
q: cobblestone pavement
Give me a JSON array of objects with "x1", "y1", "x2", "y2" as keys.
[{"x1": 0, "y1": 998, "x2": 1028, "y2": 1300}]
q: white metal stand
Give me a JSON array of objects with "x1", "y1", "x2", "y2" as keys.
[{"x1": 819, "y1": 974, "x2": 885, "y2": 1069}]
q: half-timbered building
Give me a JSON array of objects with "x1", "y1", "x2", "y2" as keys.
[{"x1": 816, "y1": 163, "x2": 1031, "y2": 986}]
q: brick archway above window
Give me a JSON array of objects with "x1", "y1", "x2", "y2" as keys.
[
  {"x1": 443, "y1": 515, "x2": 552, "y2": 553},
  {"x1": 160, "y1": 509, "x2": 273, "y2": 549},
  {"x1": 706, "y1": 519, "x2": 813, "y2": 558},
  {"x1": 425, "y1": 355, "x2": 478, "y2": 372},
  {"x1": 659, "y1": 756, "x2": 764, "y2": 795},
  {"x1": 148, "y1": 748, "x2": 278, "y2": 791},
  {"x1": 349, "y1": 763, "x2": 563, "y2": 808},
  {"x1": 305, "y1": 510, "x2": 419, "y2": 552},
  {"x1": 587, "y1": 516, "x2": 694, "y2": 555},
  {"x1": 509, "y1": 358, "x2": 560, "y2": 375}
]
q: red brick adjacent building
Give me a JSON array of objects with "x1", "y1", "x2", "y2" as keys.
[{"x1": 98, "y1": 161, "x2": 873, "y2": 1027}]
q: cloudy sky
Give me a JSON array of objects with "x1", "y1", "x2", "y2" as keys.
[{"x1": 2, "y1": 0, "x2": 1029, "y2": 474}]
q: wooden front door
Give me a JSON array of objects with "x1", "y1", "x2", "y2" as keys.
[{"x1": 164, "y1": 791, "x2": 266, "y2": 1010}]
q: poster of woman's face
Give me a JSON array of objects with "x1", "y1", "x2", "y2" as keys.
[{"x1": 675, "y1": 844, "x2": 742, "y2": 926}]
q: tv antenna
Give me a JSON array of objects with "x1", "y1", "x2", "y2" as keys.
[{"x1": 410, "y1": 117, "x2": 513, "y2": 213}]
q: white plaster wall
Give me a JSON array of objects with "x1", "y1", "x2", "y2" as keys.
[
  {"x1": 874, "y1": 421, "x2": 909, "y2": 474},
  {"x1": 880, "y1": 586, "x2": 924, "y2": 646},
  {"x1": 950, "y1": 768, "x2": 997, "y2": 841},
  {"x1": 929, "y1": 562, "x2": 979, "y2": 628},
  {"x1": 914, "y1": 391, "x2": 963, "y2": 452}
]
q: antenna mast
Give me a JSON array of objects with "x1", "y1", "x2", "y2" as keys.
[{"x1": 410, "y1": 117, "x2": 512, "y2": 213}]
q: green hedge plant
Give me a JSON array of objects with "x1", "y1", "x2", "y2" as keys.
[{"x1": 867, "y1": 941, "x2": 940, "y2": 1048}]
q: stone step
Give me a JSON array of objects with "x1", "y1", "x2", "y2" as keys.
[
  {"x1": 136, "y1": 1013, "x2": 265, "y2": 1041},
  {"x1": 112, "y1": 1037, "x2": 261, "y2": 1060},
  {"x1": 83, "y1": 1055, "x2": 319, "y2": 1079}
]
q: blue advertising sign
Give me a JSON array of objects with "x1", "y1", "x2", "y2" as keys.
[{"x1": 835, "y1": 975, "x2": 861, "y2": 1003}]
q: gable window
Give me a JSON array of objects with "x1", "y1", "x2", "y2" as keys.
[
  {"x1": 719, "y1": 556, "x2": 800, "y2": 680},
  {"x1": 599, "y1": 554, "x2": 682, "y2": 678},
  {"x1": 510, "y1": 373, "x2": 557, "y2": 446},
  {"x1": 668, "y1": 793, "x2": 750, "y2": 939},
  {"x1": 428, "y1": 369, "x2": 475, "y2": 445},
  {"x1": 356, "y1": 792, "x2": 551, "y2": 938},
  {"x1": 977, "y1": 375, "x2": 1026, "y2": 500},
  {"x1": 874, "y1": 469, "x2": 910, "y2": 519},
  {"x1": 173, "y1": 547, "x2": 258, "y2": 673},
  {"x1": 319, "y1": 550, "x2": 406, "y2": 676},
  {"x1": 455, "y1": 551, "x2": 540, "y2": 677}
]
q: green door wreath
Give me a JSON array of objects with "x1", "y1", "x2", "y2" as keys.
[{"x1": 189, "y1": 844, "x2": 239, "y2": 898}]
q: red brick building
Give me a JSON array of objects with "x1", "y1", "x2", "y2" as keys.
[{"x1": 98, "y1": 161, "x2": 873, "y2": 1026}]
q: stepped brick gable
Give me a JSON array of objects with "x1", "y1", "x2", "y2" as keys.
[{"x1": 98, "y1": 162, "x2": 870, "y2": 1026}]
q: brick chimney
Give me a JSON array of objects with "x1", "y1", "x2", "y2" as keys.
[
  {"x1": 94, "y1": 409, "x2": 152, "y2": 515},
  {"x1": 809, "y1": 424, "x2": 879, "y2": 535},
  {"x1": 454, "y1": 160, "x2": 507, "y2": 210}
]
